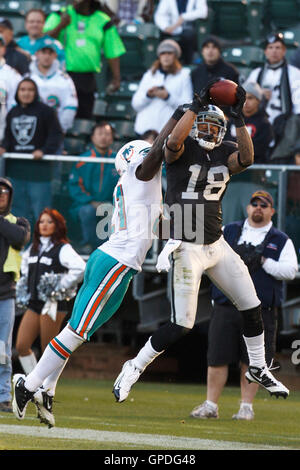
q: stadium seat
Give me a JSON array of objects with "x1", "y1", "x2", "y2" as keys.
[
  {"x1": 266, "y1": 0, "x2": 300, "y2": 30},
  {"x1": 92, "y1": 99, "x2": 108, "y2": 118},
  {"x1": 208, "y1": 0, "x2": 265, "y2": 43},
  {"x1": 63, "y1": 137, "x2": 86, "y2": 155},
  {"x1": 0, "y1": 0, "x2": 42, "y2": 16},
  {"x1": 8, "y1": 16, "x2": 26, "y2": 37},
  {"x1": 118, "y1": 22, "x2": 160, "y2": 79},
  {"x1": 68, "y1": 119, "x2": 95, "y2": 139},
  {"x1": 111, "y1": 120, "x2": 136, "y2": 141},
  {"x1": 105, "y1": 102, "x2": 136, "y2": 121},
  {"x1": 195, "y1": 7, "x2": 215, "y2": 50},
  {"x1": 222, "y1": 45, "x2": 265, "y2": 68}
]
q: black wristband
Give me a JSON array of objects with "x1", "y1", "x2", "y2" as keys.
[
  {"x1": 233, "y1": 116, "x2": 245, "y2": 128},
  {"x1": 172, "y1": 108, "x2": 185, "y2": 121},
  {"x1": 237, "y1": 153, "x2": 251, "y2": 168}
]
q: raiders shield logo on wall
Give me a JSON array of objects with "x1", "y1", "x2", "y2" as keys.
[{"x1": 12, "y1": 115, "x2": 37, "y2": 146}]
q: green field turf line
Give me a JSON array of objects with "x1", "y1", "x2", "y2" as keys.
[{"x1": 0, "y1": 424, "x2": 291, "y2": 450}]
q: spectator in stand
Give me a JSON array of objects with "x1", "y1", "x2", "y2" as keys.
[
  {"x1": 27, "y1": 38, "x2": 78, "y2": 135},
  {"x1": 191, "y1": 191, "x2": 298, "y2": 421},
  {"x1": 17, "y1": 9, "x2": 65, "y2": 69},
  {"x1": 154, "y1": 0, "x2": 208, "y2": 65},
  {"x1": 191, "y1": 35, "x2": 239, "y2": 92},
  {"x1": 0, "y1": 35, "x2": 22, "y2": 141},
  {"x1": 15, "y1": 208, "x2": 85, "y2": 378},
  {"x1": 0, "y1": 78, "x2": 63, "y2": 228},
  {"x1": 43, "y1": 0, "x2": 126, "y2": 119},
  {"x1": 0, "y1": 18, "x2": 30, "y2": 75},
  {"x1": 131, "y1": 39, "x2": 193, "y2": 136},
  {"x1": 222, "y1": 82, "x2": 274, "y2": 225},
  {"x1": 245, "y1": 33, "x2": 300, "y2": 164},
  {"x1": 68, "y1": 121, "x2": 119, "y2": 254},
  {"x1": 101, "y1": 0, "x2": 154, "y2": 26},
  {"x1": 0, "y1": 178, "x2": 30, "y2": 413}
]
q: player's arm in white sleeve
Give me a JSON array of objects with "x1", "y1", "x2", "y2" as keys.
[
  {"x1": 136, "y1": 105, "x2": 188, "y2": 181},
  {"x1": 262, "y1": 238, "x2": 299, "y2": 280},
  {"x1": 58, "y1": 244, "x2": 86, "y2": 289},
  {"x1": 59, "y1": 75, "x2": 78, "y2": 133}
]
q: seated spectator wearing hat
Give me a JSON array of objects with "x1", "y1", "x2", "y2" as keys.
[
  {"x1": 17, "y1": 9, "x2": 65, "y2": 69},
  {"x1": 27, "y1": 38, "x2": 78, "y2": 135},
  {"x1": 245, "y1": 33, "x2": 300, "y2": 164},
  {"x1": 191, "y1": 35, "x2": 240, "y2": 92},
  {"x1": 222, "y1": 82, "x2": 274, "y2": 225},
  {"x1": 131, "y1": 39, "x2": 193, "y2": 136},
  {"x1": 0, "y1": 18, "x2": 30, "y2": 75},
  {"x1": 154, "y1": 0, "x2": 208, "y2": 65}
]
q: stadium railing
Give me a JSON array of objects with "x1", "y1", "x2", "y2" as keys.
[{"x1": 1, "y1": 154, "x2": 299, "y2": 334}]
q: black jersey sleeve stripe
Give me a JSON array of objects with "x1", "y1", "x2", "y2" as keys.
[{"x1": 103, "y1": 20, "x2": 114, "y2": 32}]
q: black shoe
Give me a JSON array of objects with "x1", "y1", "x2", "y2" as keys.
[
  {"x1": 12, "y1": 374, "x2": 34, "y2": 420},
  {"x1": 33, "y1": 387, "x2": 55, "y2": 428}
]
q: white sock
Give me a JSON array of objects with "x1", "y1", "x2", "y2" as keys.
[
  {"x1": 132, "y1": 337, "x2": 163, "y2": 372},
  {"x1": 19, "y1": 352, "x2": 37, "y2": 375},
  {"x1": 41, "y1": 360, "x2": 69, "y2": 396},
  {"x1": 240, "y1": 402, "x2": 253, "y2": 410},
  {"x1": 206, "y1": 400, "x2": 218, "y2": 409},
  {"x1": 25, "y1": 326, "x2": 84, "y2": 392},
  {"x1": 243, "y1": 332, "x2": 266, "y2": 368}
]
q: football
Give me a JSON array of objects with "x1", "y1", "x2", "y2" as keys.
[{"x1": 209, "y1": 79, "x2": 238, "y2": 106}]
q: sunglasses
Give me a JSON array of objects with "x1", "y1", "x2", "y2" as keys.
[
  {"x1": 0, "y1": 188, "x2": 9, "y2": 194},
  {"x1": 251, "y1": 201, "x2": 269, "y2": 208}
]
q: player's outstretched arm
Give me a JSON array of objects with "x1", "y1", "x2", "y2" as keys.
[
  {"x1": 136, "y1": 106, "x2": 186, "y2": 181},
  {"x1": 227, "y1": 85, "x2": 254, "y2": 174}
]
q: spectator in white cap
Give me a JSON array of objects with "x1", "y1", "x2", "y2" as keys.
[
  {"x1": 154, "y1": 0, "x2": 208, "y2": 64},
  {"x1": 222, "y1": 82, "x2": 274, "y2": 225},
  {"x1": 131, "y1": 38, "x2": 193, "y2": 136}
]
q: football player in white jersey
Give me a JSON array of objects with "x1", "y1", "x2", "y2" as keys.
[{"x1": 11, "y1": 104, "x2": 186, "y2": 428}]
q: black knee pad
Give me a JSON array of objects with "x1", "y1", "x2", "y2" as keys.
[
  {"x1": 241, "y1": 304, "x2": 264, "y2": 337},
  {"x1": 151, "y1": 321, "x2": 191, "y2": 352}
]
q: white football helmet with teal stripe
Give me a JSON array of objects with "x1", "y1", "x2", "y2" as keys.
[{"x1": 115, "y1": 140, "x2": 152, "y2": 175}]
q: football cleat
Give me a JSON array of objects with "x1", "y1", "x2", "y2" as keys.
[
  {"x1": 113, "y1": 360, "x2": 142, "y2": 403},
  {"x1": 232, "y1": 406, "x2": 254, "y2": 420},
  {"x1": 12, "y1": 374, "x2": 34, "y2": 420},
  {"x1": 190, "y1": 400, "x2": 219, "y2": 419},
  {"x1": 245, "y1": 365, "x2": 289, "y2": 398},
  {"x1": 33, "y1": 387, "x2": 55, "y2": 428}
]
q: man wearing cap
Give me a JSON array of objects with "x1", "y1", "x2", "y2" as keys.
[
  {"x1": 27, "y1": 38, "x2": 78, "y2": 134},
  {"x1": 0, "y1": 18, "x2": 30, "y2": 75},
  {"x1": 0, "y1": 178, "x2": 30, "y2": 413},
  {"x1": 245, "y1": 33, "x2": 300, "y2": 164},
  {"x1": 131, "y1": 38, "x2": 193, "y2": 135},
  {"x1": 191, "y1": 189, "x2": 298, "y2": 421},
  {"x1": 191, "y1": 35, "x2": 239, "y2": 93},
  {"x1": 154, "y1": 0, "x2": 208, "y2": 65},
  {"x1": 0, "y1": 35, "x2": 22, "y2": 141},
  {"x1": 222, "y1": 81, "x2": 274, "y2": 224}
]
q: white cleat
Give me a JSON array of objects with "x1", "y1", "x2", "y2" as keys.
[
  {"x1": 33, "y1": 388, "x2": 55, "y2": 428},
  {"x1": 113, "y1": 360, "x2": 142, "y2": 403},
  {"x1": 245, "y1": 365, "x2": 289, "y2": 398},
  {"x1": 232, "y1": 407, "x2": 254, "y2": 420}
]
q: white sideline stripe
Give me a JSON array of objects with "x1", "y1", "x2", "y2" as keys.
[{"x1": 0, "y1": 424, "x2": 289, "y2": 450}]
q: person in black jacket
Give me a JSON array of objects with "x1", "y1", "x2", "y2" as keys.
[
  {"x1": 191, "y1": 36, "x2": 239, "y2": 93},
  {"x1": 0, "y1": 78, "x2": 63, "y2": 228},
  {"x1": 0, "y1": 17, "x2": 30, "y2": 75},
  {"x1": 0, "y1": 177, "x2": 30, "y2": 413}
]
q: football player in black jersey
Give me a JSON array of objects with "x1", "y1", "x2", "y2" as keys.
[{"x1": 113, "y1": 79, "x2": 289, "y2": 404}]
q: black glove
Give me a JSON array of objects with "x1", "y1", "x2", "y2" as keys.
[
  {"x1": 190, "y1": 78, "x2": 222, "y2": 114},
  {"x1": 229, "y1": 85, "x2": 246, "y2": 127},
  {"x1": 171, "y1": 103, "x2": 191, "y2": 121}
]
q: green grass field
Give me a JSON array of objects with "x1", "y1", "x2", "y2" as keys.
[{"x1": 0, "y1": 377, "x2": 300, "y2": 450}]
